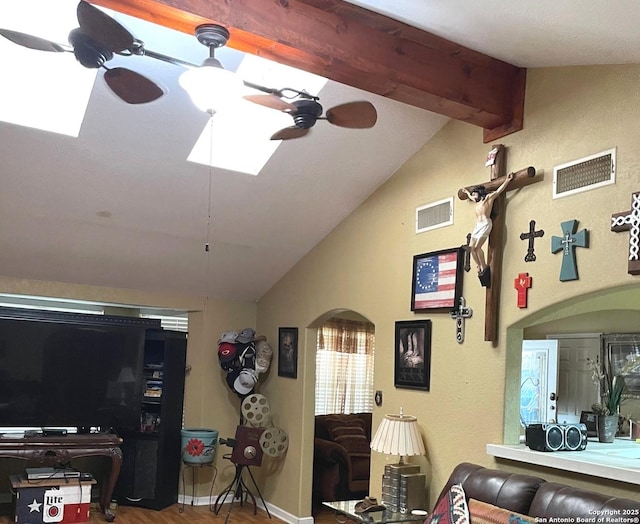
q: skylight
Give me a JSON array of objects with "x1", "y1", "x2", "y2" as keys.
[{"x1": 0, "y1": 0, "x2": 95, "y2": 137}]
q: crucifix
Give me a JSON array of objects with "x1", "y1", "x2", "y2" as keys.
[
  {"x1": 611, "y1": 191, "x2": 640, "y2": 275},
  {"x1": 551, "y1": 219, "x2": 589, "y2": 281},
  {"x1": 458, "y1": 144, "x2": 540, "y2": 343},
  {"x1": 519, "y1": 220, "x2": 544, "y2": 262}
]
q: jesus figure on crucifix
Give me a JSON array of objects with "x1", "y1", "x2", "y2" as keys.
[{"x1": 460, "y1": 172, "x2": 513, "y2": 284}]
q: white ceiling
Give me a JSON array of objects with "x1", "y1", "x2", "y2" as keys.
[{"x1": 0, "y1": 1, "x2": 638, "y2": 305}]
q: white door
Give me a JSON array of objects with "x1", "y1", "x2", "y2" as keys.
[
  {"x1": 521, "y1": 340, "x2": 559, "y2": 425},
  {"x1": 551, "y1": 335, "x2": 600, "y2": 424}
]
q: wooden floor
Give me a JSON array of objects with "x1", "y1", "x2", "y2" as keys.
[{"x1": 0, "y1": 503, "x2": 338, "y2": 524}]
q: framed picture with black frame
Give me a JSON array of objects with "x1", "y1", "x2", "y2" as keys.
[
  {"x1": 394, "y1": 320, "x2": 431, "y2": 390},
  {"x1": 278, "y1": 327, "x2": 298, "y2": 378},
  {"x1": 411, "y1": 246, "x2": 464, "y2": 312}
]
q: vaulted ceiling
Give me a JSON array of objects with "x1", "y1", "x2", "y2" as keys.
[{"x1": 1, "y1": 1, "x2": 638, "y2": 304}]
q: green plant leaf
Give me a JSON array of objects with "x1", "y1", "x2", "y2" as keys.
[{"x1": 606, "y1": 375, "x2": 626, "y2": 414}]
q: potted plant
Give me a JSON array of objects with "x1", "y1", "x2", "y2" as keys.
[{"x1": 588, "y1": 357, "x2": 626, "y2": 443}]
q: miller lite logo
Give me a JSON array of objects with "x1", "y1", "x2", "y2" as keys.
[{"x1": 43, "y1": 489, "x2": 64, "y2": 522}]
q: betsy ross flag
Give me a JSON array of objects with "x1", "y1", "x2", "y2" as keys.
[{"x1": 414, "y1": 251, "x2": 458, "y2": 309}]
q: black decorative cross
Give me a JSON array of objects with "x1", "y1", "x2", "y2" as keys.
[
  {"x1": 450, "y1": 296, "x2": 472, "y2": 344},
  {"x1": 611, "y1": 191, "x2": 640, "y2": 275},
  {"x1": 551, "y1": 219, "x2": 589, "y2": 281},
  {"x1": 519, "y1": 220, "x2": 544, "y2": 262}
]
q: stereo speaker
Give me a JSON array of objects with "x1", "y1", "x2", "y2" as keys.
[{"x1": 525, "y1": 423, "x2": 588, "y2": 452}]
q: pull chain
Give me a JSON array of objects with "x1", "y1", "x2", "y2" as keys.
[
  {"x1": 205, "y1": 109, "x2": 215, "y2": 255},
  {"x1": 203, "y1": 110, "x2": 216, "y2": 311}
]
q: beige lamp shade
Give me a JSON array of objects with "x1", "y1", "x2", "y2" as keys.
[{"x1": 370, "y1": 413, "x2": 425, "y2": 459}]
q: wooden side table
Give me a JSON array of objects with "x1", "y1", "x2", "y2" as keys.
[{"x1": 0, "y1": 433, "x2": 122, "y2": 521}]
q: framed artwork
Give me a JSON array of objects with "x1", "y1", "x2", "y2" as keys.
[
  {"x1": 278, "y1": 327, "x2": 298, "y2": 378},
  {"x1": 411, "y1": 247, "x2": 463, "y2": 312},
  {"x1": 579, "y1": 411, "x2": 598, "y2": 437},
  {"x1": 394, "y1": 320, "x2": 431, "y2": 390}
]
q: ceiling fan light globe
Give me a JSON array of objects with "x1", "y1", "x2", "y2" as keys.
[{"x1": 179, "y1": 60, "x2": 243, "y2": 113}]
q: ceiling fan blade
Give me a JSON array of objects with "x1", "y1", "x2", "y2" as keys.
[
  {"x1": 245, "y1": 94, "x2": 297, "y2": 112},
  {"x1": 0, "y1": 28, "x2": 67, "y2": 52},
  {"x1": 271, "y1": 126, "x2": 309, "y2": 141},
  {"x1": 103, "y1": 67, "x2": 164, "y2": 104},
  {"x1": 77, "y1": 0, "x2": 134, "y2": 53},
  {"x1": 326, "y1": 101, "x2": 377, "y2": 128}
]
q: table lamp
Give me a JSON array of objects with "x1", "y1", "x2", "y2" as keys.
[
  {"x1": 370, "y1": 409, "x2": 425, "y2": 463},
  {"x1": 370, "y1": 409, "x2": 426, "y2": 513}
]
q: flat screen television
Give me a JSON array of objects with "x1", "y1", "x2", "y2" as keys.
[{"x1": 0, "y1": 308, "x2": 156, "y2": 431}]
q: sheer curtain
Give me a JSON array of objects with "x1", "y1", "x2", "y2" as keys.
[{"x1": 315, "y1": 318, "x2": 375, "y2": 415}]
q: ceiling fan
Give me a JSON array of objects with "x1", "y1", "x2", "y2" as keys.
[
  {"x1": 0, "y1": 0, "x2": 377, "y2": 137},
  {"x1": 0, "y1": 0, "x2": 173, "y2": 104},
  {"x1": 244, "y1": 87, "x2": 377, "y2": 140}
]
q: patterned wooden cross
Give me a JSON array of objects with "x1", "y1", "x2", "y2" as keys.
[
  {"x1": 519, "y1": 220, "x2": 544, "y2": 262},
  {"x1": 551, "y1": 219, "x2": 589, "y2": 281},
  {"x1": 611, "y1": 191, "x2": 640, "y2": 275},
  {"x1": 514, "y1": 272, "x2": 532, "y2": 308}
]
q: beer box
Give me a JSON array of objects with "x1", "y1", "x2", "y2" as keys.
[{"x1": 11, "y1": 475, "x2": 95, "y2": 524}]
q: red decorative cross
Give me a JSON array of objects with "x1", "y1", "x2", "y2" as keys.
[{"x1": 514, "y1": 272, "x2": 532, "y2": 308}]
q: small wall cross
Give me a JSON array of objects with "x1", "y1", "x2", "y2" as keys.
[
  {"x1": 514, "y1": 272, "x2": 532, "y2": 308},
  {"x1": 519, "y1": 220, "x2": 544, "y2": 262},
  {"x1": 450, "y1": 296, "x2": 472, "y2": 344},
  {"x1": 551, "y1": 219, "x2": 589, "y2": 281},
  {"x1": 611, "y1": 191, "x2": 640, "y2": 275}
]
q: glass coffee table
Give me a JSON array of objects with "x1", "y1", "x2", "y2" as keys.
[{"x1": 323, "y1": 500, "x2": 427, "y2": 523}]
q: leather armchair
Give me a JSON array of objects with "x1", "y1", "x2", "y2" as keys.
[{"x1": 312, "y1": 413, "x2": 372, "y2": 510}]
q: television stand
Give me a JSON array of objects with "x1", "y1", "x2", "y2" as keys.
[{"x1": 0, "y1": 432, "x2": 122, "y2": 521}]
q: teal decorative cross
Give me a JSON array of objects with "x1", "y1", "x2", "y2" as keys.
[{"x1": 551, "y1": 219, "x2": 589, "y2": 281}]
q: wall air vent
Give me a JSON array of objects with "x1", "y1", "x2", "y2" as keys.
[
  {"x1": 416, "y1": 197, "x2": 453, "y2": 233},
  {"x1": 553, "y1": 148, "x2": 616, "y2": 199}
]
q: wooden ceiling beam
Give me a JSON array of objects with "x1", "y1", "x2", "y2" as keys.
[{"x1": 92, "y1": 0, "x2": 526, "y2": 141}]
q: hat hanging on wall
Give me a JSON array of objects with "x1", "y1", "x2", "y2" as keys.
[
  {"x1": 255, "y1": 341, "x2": 273, "y2": 375},
  {"x1": 218, "y1": 328, "x2": 270, "y2": 399},
  {"x1": 219, "y1": 331, "x2": 239, "y2": 344},
  {"x1": 218, "y1": 342, "x2": 238, "y2": 371},
  {"x1": 237, "y1": 328, "x2": 256, "y2": 344},
  {"x1": 233, "y1": 369, "x2": 258, "y2": 396}
]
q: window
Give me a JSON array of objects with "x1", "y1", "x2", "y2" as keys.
[{"x1": 315, "y1": 318, "x2": 375, "y2": 415}]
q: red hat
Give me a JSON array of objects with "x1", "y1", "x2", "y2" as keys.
[{"x1": 218, "y1": 342, "x2": 237, "y2": 369}]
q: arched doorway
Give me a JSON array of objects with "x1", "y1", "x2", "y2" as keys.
[{"x1": 309, "y1": 309, "x2": 375, "y2": 516}]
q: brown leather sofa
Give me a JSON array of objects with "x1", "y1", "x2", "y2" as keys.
[
  {"x1": 435, "y1": 462, "x2": 639, "y2": 517},
  {"x1": 312, "y1": 413, "x2": 372, "y2": 510}
]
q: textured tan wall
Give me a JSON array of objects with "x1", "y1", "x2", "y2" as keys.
[
  {"x1": 256, "y1": 64, "x2": 640, "y2": 517},
  {"x1": 2, "y1": 64, "x2": 640, "y2": 518}
]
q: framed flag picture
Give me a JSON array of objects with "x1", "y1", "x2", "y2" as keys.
[{"x1": 411, "y1": 247, "x2": 463, "y2": 312}]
